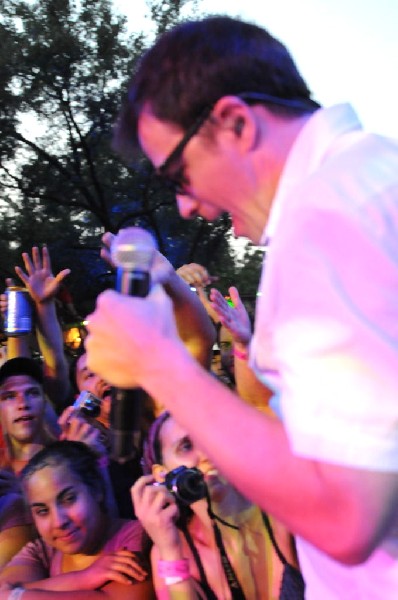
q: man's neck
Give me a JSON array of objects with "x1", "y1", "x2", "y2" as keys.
[{"x1": 11, "y1": 439, "x2": 46, "y2": 462}]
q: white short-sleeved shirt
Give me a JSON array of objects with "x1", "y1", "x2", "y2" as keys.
[{"x1": 250, "y1": 103, "x2": 398, "y2": 598}]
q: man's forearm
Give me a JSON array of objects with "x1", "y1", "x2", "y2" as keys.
[
  {"x1": 143, "y1": 343, "x2": 397, "y2": 564},
  {"x1": 164, "y1": 271, "x2": 216, "y2": 367}
]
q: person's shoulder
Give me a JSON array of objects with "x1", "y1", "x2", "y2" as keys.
[
  {"x1": 106, "y1": 518, "x2": 145, "y2": 551},
  {"x1": 5, "y1": 536, "x2": 55, "y2": 570}
]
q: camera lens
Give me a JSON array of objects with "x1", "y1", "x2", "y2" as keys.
[{"x1": 165, "y1": 466, "x2": 207, "y2": 505}]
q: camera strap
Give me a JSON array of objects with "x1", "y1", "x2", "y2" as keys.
[
  {"x1": 181, "y1": 522, "x2": 218, "y2": 600},
  {"x1": 209, "y1": 515, "x2": 247, "y2": 600},
  {"x1": 206, "y1": 486, "x2": 246, "y2": 599},
  {"x1": 180, "y1": 499, "x2": 247, "y2": 600}
]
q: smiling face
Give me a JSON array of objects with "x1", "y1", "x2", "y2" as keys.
[
  {"x1": 24, "y1": 462, "x2": 105, "y2": 556},
  {"x1": 0, "y1": 374, "x2": 46, "y2": 445}
]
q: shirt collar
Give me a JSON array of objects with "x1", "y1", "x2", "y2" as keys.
[{"x1": 260, "y1": 103, "x2": 363, "y2": 245}]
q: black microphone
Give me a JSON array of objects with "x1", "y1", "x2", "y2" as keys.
[{"x1": 110, "y1": 227, "x2": 157, "y2": 464}]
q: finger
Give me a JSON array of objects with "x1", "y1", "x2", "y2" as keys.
[
  {"x1": 211, "y1": 293, "x2": 227, "y2": 311},
  {"x1": 41, "y1": 245, "x2": 51, "y2": 272},
  {"x1": 21, "y1": 251, "x2": 35, "y2": 275},
  {"x1": 58, "y1": 406, "x2": 75, "y2": 428},
  {"x1": 0, "y1": 296, "x2": 6, "y2": 317},
  {"x1": 152, "y1": 499, "x2": 180, "y2": 524},
  {"x1": 136, "y1": 481, "x2": 170, "y2": 513},
  {"x1": 113, "y1": 552, "x2": 148, "y2": 578},
  {"x1": 229, "y1": 286, "x2": 243, "y2": 308},
  {"x1": 101, "y1": 569, "x2": 137, "y2": 585},
  {"x1": 151, "y1": 486, "x2": 175, "y2": 511},
  {"x1": 102, "y1": 231, "x2": 114, "y2": 249},
  {"x1": 131, "y1": 475, "x2": 155, "y2": 507},
  {"x1": 196, "y1": 265, "x2": 212, "y2": 282},
  {"x1": 110, "y1": 566, "x2": 146, "y2": 583},
  {"x1": 54, "y1": 269, "x2": 71, "y2": 284},
  {"x1": 64, "y1": 415, "x2": 86, "y2": 438},
  {"x1": 14, "y1": 266, "x2": 29, "y2": 286},
  {"x1": 100, "y1": 246, "x2": 115, "y2": 270},
  {"x1": 31, "y1": 246, "x2": 42, "y2": 270},
  {"x1": 75, "y1": 421, "x2": 91, "y2": 437},
  {"x1": 177, "y1": 267, "x2": 194, "y2": 284},
  {"x1": 196, "y1": 287, "x2": 208, "y2": 302},
  {"x1": 209, "y1": 287, "x2": 223, "y2": 302},
  {"x1": 191, "y1": 265, "x2": 212, "y2": 286},
  {"x1": 209, "y1": 290, "x2": 229, "y2": 314},
  {"x1": 5, "y1": 277, "x2": 16, "y2": 287},
  {"x1": 131, "y1": 475, "x2": 155, "y2": 496}
]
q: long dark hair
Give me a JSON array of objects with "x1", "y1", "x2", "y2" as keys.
[{"x1": 140, "y1": 410, "x2": 171, "y2": 474}]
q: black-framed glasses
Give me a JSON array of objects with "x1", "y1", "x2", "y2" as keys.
[
  {"x1": 154, "y1": 92, "x2": 317, "y2": 195},
  {"x1": 155, "y1": 104, "x2": 215, "y2": 196}
]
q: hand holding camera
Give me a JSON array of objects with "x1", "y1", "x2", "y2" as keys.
[
  {"x1": 58, "y1": 392, "x2": 109, "y2": 456},
  {"x1": 131, "y1": 467, "x2": 207, "y2": 556}
]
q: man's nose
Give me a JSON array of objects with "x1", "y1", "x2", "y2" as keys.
[
  {"x1": 17, "y1": 392, "x2": 30, "y2": 408},
  {"x1": 177, "y1": 195, "x2": 199, "y2": 219}
]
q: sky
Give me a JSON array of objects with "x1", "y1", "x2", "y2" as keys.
[{"x1": 114, "y1": 0, "x2": 398, "y2": 138}]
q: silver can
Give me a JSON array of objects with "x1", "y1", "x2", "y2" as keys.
[{"x1": 4, "y1": 287, "x2": 32, "y2": 337}]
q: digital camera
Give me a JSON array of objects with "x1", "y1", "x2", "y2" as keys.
[
  {"x1": 72, "y1": 390, "x2": 101, "y2": 419},
  {"x1": 163, "y1": 465, "x2": 207, "y2": 505}
]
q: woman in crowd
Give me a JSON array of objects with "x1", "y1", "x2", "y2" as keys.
[
  {"x1": 132, "y1": 411, "x2": 298, "y2": 599},
  {"x1": 0, "y1": 440, "x2": 155, "y2": 599}
]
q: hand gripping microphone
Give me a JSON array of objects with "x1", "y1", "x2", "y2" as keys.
[{"x1": 110, "y1": 227, "x2": 157, "y2": 464}]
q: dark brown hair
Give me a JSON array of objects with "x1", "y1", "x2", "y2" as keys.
[{"x1": 113, "y1": 15, "x2": 320, "y2": 161}]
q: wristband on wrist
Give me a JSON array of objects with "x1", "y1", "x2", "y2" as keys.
[
  {"x1": 158, "y1": 558, "x2": 190, "y2": 586},
  {"x1": 8, "y1": 587, "x2": 25, "y2": 600},
  {"x1": 233, "y1": 346, "x2": 248, "y2": 361}
]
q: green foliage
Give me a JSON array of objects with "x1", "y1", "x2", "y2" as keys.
[{"x1": 0, "y1": 0, "x2": 260, "y2": 313}]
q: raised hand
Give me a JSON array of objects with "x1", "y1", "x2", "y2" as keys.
[
  {"x1": 209, "y1": 286, "x2": 252, "y2": 346},
  {"x1": 176, "y1": 263, "x2": 218, "y2": 289},
  {"x1": 14, "y1": 246, "x2": 70, "y2": 304},
  {"x1": 59, "y1": 409, "x2": 108, "y2": 458}
]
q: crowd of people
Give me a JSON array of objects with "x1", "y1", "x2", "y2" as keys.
[
  {"x1": 1, "y1": 12, "x2": 398, "y2": 600},
  {"x1": 0, "y1": 239, "x2": 288, "y2": 598}
]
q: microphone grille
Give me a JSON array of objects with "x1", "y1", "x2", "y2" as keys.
[{"x1": 111, "y1": 227, "x2": 157, "y2": 270}]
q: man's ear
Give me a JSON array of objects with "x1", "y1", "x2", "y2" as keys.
[
  {"x1": 152, "y1": 463, "x2": 167, "y2": 483},
  {"x1": 211, "y1": 95, "x2": 257, "y2": 149}
]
